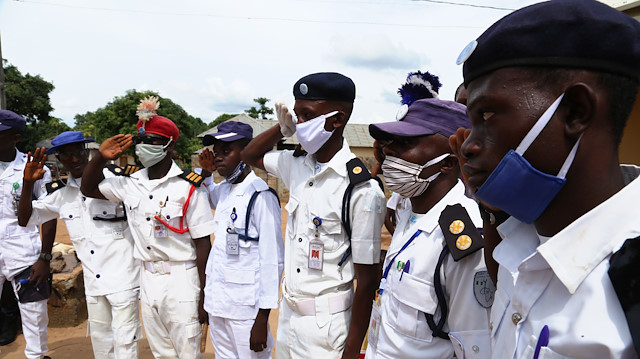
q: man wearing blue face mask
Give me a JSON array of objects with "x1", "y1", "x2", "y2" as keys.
[
  {"x1": 456, "y1": 0, "x2": 640, "y2": 358},
  {"x1": 242, "y1": 72, "x2": 386, "y2": 359},
  {"x1": 365, "y1": 97, "x2": 491, "y2": 359}
]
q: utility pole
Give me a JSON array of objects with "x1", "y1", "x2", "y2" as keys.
[{"x1": 0, "y1": 33, "x2": 6, "y2": 110}]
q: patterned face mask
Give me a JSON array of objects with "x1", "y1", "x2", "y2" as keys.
[{"x1": 381, "y1": 153, "x2": 450, "y2": 198}]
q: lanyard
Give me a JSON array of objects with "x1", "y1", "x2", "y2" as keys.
[{"x1": 379, "y1": 229, "x2": 422, "y2": 294}]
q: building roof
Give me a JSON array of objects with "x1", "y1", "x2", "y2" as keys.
[{"x1": 197, "y1": 113, "x2": 375, "y2": 148}]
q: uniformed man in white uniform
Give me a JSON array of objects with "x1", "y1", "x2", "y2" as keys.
[
  {"x1": 242, "y1": 72, "x2": 386, "y2": 359},
  {"x1": 199, "y1": 121, "x2": 284, "y2": 358},
  {"x1": 365, "y1": 98, "x2": 491, "y2": 359},
  {"x1": 18, "y1": 131, "x2": 141, "y2": 358},
  {"x1": 457, "y1": 0, "x2": 640, "y2": 357},
  {"x1": 0, "y1": 110, "x2": 55, "y2": 359},
  {"x1": 81, "y1": 98, "x2": 215, "y2": 359}
]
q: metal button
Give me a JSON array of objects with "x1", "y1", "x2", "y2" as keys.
[
  {"x1": 298, "y1": 238, "x2": 302, "y2": 243},
  {"x1": 472, "y1": 345, "x2": 479, "y2": 353},
  {"x1": 149, "y1": 195, "x2": 153, "y2": 199},
  {"x1": 146, "y1": 217, "x2": 151, "y2": 221},
  {"x1": 309, "y1": 182, "x2": 313, "y2": 187},
  {"x1": 103, "y1": 211, "x2": 107, "y2": 215},
  {"x1": 96, "y1": 274, "x2": 101, "y2": 278},
  {"x1": 166, "y1": 215, "x2": 171, "y2": 219},
  {"x1": 90, "y1": 250, "x2": 94, "y2": 254},
  {"x1": 512, "y1": 312, "x2": 522, "y2": 325},
  {"x1": 147, "y1": 246, "x2": 151, "y2": 250},
  {"x1": 296, "y1": 268, "x2": 301, "y2": 273}
]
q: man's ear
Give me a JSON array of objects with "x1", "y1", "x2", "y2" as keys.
[
  {"x1": 440, "y1": 155, "x2": 459, "y2": 174},
  {"x1": 561, "y1": 82, "x2": 597, "y2": 138},
  {"x1": 329, "y1": 111, "x2": 347, "y2": 130}
]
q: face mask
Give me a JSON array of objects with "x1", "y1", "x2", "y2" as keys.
[
  {"x1": 135, "y1": 139, "x2": 172, "y2": 168},
  {"x1": 296, "y1": 111, "x2": 338, "y2": 154},
  {"x1": 225, "y1": 161, "x2": 246, "y2": 184},
  {"x1": 475, "y1": 93, "x2": 582, "y2": 224},
  {"x1": 382, "y1": 153, "x2": 450, "y2": 198}
]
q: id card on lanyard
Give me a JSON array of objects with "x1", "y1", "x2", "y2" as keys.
[
  {"x1": 154, "y1": 196, "x2": 168, "y2": 239},
  {"x1": 227, "y1": 208, "x2": 239, "y2": 255},
  {"x1": 308, "y1": 217, "x2": 324, "y2": 270}
]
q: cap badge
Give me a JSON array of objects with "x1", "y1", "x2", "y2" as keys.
[
  {"x1": 396, "y1": 104, "x2": 409, "y2": 121},
  {"x1": 456, "y1": 40, "x2": 478, "y2": 65},
  {"x1": 138, "y1": 127, "x2": 146, "y2": 135},
  {"x1": 352, "y1": 166, "x2": 362, "y2": 175},
  {"x1": 300, "y1": 83, "x2": 309, "y2": 95},
  {"x1": 456, "y1": 234, "x2": 472, "y2": 250},
  {"x1": 449, "y1": 219, "x2": 465, "y2": 235}
]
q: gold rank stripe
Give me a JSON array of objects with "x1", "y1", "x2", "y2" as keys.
[{"x1": 186, "y1": 172, "x2": 202, "y2": 182}]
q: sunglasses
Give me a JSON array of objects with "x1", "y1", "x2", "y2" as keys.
[
  {"x1": 133, "y1": 135, "x2": 169, "y2": 145},
  {"x1": 57, "y1": 149, "x2": 88, "y2": 161}
]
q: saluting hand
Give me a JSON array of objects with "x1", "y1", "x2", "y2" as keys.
[
  {"x1": 24, "y1": 147, "x2": 47, "y2": 184},
  {"x1": 100, "y1": 134, "x2": 133, "y2": 160},
  {"x1": 198, "y1": 148, "x2": 216, "y2": 175}
]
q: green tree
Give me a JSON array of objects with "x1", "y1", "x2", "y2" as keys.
[
  {"x1": 3, "y1": 60, "x2": 59, "y2": 152},
  {"x1": 244, "y1": 97, "x2": 273, "y2": 120},
  {"x1": 74, "y1": 90, "x2": 208, "y2": 164},
  {"x1": 208, "y1": 113, "x2": 238, "y2": 129}
]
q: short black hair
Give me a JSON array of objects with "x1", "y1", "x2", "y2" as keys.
[{"x1": 522, "y1": 67, "x2": 639, "y2": 145}]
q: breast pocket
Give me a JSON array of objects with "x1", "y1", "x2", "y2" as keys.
[
  {"x1": 307, "y1": 215, "x2": 343, "y2": 252},
  {"x1": 223, "y1": 267, "x2": 256, "y2": 306},
  {"x1": 60, "y1": 203, "x2": 84, "y2": 240},
  {"x1": 162, "y1": 201, "x2": 184, "y2": 229},
  {"x1": 388, "y1": 272, "x2": 438, "y2": 342}
]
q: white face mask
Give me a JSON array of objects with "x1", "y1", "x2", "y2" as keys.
[
  {"x1": 295, "y1": 111, "x2": 338, "y2": 154},
  {"x1": 381, "y1": 153, "x2": 450, "y2": 198},
  {"x1": 135, "y1": 139, "x2": 172, "y2": 168}
]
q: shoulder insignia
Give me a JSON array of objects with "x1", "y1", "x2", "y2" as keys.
[
  {"x1": 609, "y1": 236, "x2": 640, "y2": 355},
  {"x1": 439, "y1": 204, "x2": 483, "y2": 261},
  {"x1": 123, "y1": 164, "x2": 142, "y2": 175},
  {"x1": 107, "y1": 164, "x2": 141, "y2": 176},
  {"x1": 46, "y1": 179, "x2": 67, "y2": 194},
  {"x1": 293, "y1": 144, "x2": 307, "y2": 157},
  {"x1": 346, "y1": 157, "x2": 371, "y2": 186},
  {"x1": 179, "y1": 170, "x2": 204, "y2": 187}
]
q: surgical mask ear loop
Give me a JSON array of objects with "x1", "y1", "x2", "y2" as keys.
[{"x1": 162, "y1": 137, "x2": 173, "y2": 150}]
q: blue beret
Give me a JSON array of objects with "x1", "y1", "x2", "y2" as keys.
[
  {"x1": 0, "y1": 110, "x2": 26, "y2": 132},
  {"x1": 293, "y1": 72, "x2": 356, "y2": 102},
  {"x1": 46, "y1": 131, "x2": 95, "y2": 154},
  {"x1": 460, "y1": 0, "x2": 640, "y2": 86}
]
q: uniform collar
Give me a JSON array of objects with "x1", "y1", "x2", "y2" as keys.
[
  {"x1": 408, "y1": 180, "x2": 469, "y2": 235},
  {"x1": 0, "y1": 150, "x2": 24, "y2": 181},
  {"x1": 538, "y1": 176, "x2": 640, "y2": 294},
  {"x1": 302, "y1": 138, "x2": 352, "y2": 177},
  {"x1": 229, "y1": 170, "x2": 265, "y2": 194},
  {"x1": 130, "y1": 161, "x2": 183, "y2": 182}
]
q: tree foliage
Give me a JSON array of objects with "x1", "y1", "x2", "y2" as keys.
[
  {"x1": 3, "y1": 60, "x2": 62, "y2": 152},
  {"x1": 74, "y1": 90, "x2": 208, "y2": 164},
  {"x1": 244, "y1": 97, "x2": 273, "y2": 120},
  {"x1": 208, "y1": 113, "x2": 238, "y2": 129}
]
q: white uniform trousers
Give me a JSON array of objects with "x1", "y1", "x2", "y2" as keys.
[
  {"x1": 0, "y1": 275, "x2": 49, "y2": 359},
  {"x1": 275, "y1": 299, "x2": 350, "y2": 359},
  {"x1": 86, "y1": 288, "x2": 141, "y2": 359},
  {"x1": 140, "y1": 263, "x2": 203, "y2": 359},
  {"x1": 209, "y1": 315, "x2": 274, "y2": 359}
]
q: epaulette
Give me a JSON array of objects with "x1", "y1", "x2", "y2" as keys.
[
  {"x1": 107, "y1": 164, "x2": 142, "y2": 177},
  {"x1": 346, "y1": 158, "x2": 371, "y2": 186},
  {"x1": 293, "y1": 144, "x2": 307, "y2": 157},
  {"x1": 46, "y1": 179, "x2": 67, "y2": 194},
  {"x1": 438, "y1": 204, "x2": 483, "y2": 261},
  {"x1": 609, "y1": 236, "x2": 640, "y2": 355},
  {"x1": 179, "y1": 170, "x2": 204, "y2": 187}
]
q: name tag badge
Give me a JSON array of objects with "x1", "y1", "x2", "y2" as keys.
[
  {"x1": 111, "y1": 222, "x2": 124, "y2": 240},
  {"x1": 153, "y1": 219, "x2": 168, "y2": 239},
  {"x1": 226, "y1": 231, "x2": 239, "y2": 255},
  {"x1": 308, "y1": 240, "x2": 324, "y2": 271},
  {"x1": 368, "y1": 299, "x2": 382, "y2": 349}
]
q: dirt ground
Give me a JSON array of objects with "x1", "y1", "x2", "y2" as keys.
[{"x1": 0, "y1": 206, "x2": 392, "y2": 358}]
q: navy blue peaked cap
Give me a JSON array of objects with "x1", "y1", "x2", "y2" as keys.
[
  {"x1": 293, "y1": 72, "x2": 356, "y2": 102},
  {"x1": 460, "y1": 0, "x2": 640, "y2": 86}
]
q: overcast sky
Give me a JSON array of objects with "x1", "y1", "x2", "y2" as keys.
[{"x1": 0, "y1": 0, "x2": 542, "y2": 128}]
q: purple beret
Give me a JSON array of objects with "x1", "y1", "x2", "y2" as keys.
[{"x1": 369, "y1": 98, "x2": 470, "y2": 140}]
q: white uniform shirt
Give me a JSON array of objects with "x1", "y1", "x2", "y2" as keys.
[
  {"x1": 386, "y1": 192, "x2": 412, "y2": 227},
  {"x1": 491, "y1": 176, "x2": 640, "y2": 359},
  {"x1": 369, "y1": 181, "x2": 490, "y2": 359},
  {"x1": 98, "y1": 162, "x2": 216, "y2": 262},
  {"x1": 0, "y1": 150, "x2": 50, "y2": 278},
  {"x1": 27, "y1": 171, "x2": 140, "y2": 296},
  {"x1": 203, "y1": 171, "x2": 284, "y2": 320},
  {"x1": 263, "y1": 140, "x2": 386, "y2": 298}
]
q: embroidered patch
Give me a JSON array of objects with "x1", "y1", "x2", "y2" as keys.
[
  {"x1": 456, "y1": 235, "x2": 472, "y2": 250},
  {"x1": 352, "y1": 166, "x2": 362, "y2": 175},
  {"x1": 449, "y1": 219, "x2": 465, "y2": 234},
  {"x1": 473, "y1": 271, "x2": 496, "y2": 308}
]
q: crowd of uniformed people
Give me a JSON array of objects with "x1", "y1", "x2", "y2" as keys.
[{"x1": 1, "y1": 0, "x2": 639, "y2": 358}]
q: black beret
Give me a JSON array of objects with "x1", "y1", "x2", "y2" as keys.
[
  {"x1": 460, "y1": 0, "x2": 640, "y2": 86},
  {"x1": 293, "y1": 72, "x2": 356, "y2": 102}
]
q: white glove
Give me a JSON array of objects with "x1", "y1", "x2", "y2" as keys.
[{"x1": 275, "y1": 102, "x2": 296, "y2": 137}]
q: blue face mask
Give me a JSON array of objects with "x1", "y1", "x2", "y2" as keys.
[{"x1": 475, "y1": 93, "x2": 582, "y2": 224}]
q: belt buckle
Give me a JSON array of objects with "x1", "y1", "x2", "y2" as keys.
[{"x1": 153, "y1": 262, "x2": 165, "y2": 274}]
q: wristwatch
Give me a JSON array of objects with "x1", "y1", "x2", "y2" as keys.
[
  {"x1": 478, "y1": 203, "x2": 510, "y2": 226},
  {"x1": 39, "y1": 252, "x2": 53, "y2": 261}
]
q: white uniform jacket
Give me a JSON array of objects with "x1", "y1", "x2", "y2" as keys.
[
  {"x1": 98, "y1": 162, "x2": 215, "y2": 263},
  {"x1": 0, "y1": 150, "x2": 50, "y2": 278},
  {"x1": 203, "y1": 171, "x2": 284, "y2": 320},
  {"x1": 263, "y1": 139, "x2": 386, "y2": 299},
  {"x1": 26, "y1": 172, "x2": 140, "y2": 296},
  {"x1": 491, "y1": 176, "x2": 640, "y2": 359},
  {"x1": 368, "y1": 181, "x2": 491, "y2": 359}
]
